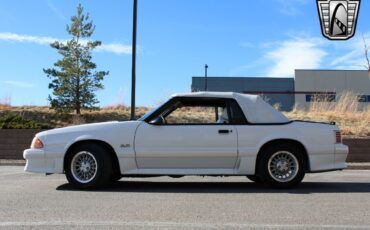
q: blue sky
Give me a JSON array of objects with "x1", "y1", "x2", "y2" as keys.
[{"x1": 0, "y1": 0, "x2": 369, "y2": 106}]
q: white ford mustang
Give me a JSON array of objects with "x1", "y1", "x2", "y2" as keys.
[{"x1": 24, "y1": 92, "x2": 348, "y2": 189}]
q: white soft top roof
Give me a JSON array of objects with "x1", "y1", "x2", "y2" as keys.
[{"x1": 171, "y1": 92, "x2": 289, "y2": 123}]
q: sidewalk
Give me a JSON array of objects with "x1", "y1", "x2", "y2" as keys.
[
  {"x1": 0, "y1": 159, "x2": 26, "y2": 166},
  {"x1": 1, "y1": 159, "x2": 370, "y2": 169},
  {"x1": 347, "y1": 162, "x2": 370, "y2": 170}
]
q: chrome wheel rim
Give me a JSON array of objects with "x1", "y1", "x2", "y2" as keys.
[
  {"x1": 71, "y1": 151, "x2": 98, "y2": 184},
  {"x1": 268, "y1": 151, "x2": 299, "y2": 183}
]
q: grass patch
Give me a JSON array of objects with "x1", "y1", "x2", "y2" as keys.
[
  {"x1": 284, "y1": 92, "x2": 370, "y2": 137},
  {"x1": 1, "y1": 92, "x2": 369, "y2": 137}
]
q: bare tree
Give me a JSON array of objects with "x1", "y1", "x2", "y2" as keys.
[{"x1": 362, "y1": 33, "x2": 370, "y2": 77}]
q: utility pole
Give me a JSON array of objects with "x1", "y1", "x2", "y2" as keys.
[
  {"x1": 130, "y1": 0, "x2": 138, "y2": 120},
  {"x1": 204, "y1": 64, "x2": 208, "y2": 91}
]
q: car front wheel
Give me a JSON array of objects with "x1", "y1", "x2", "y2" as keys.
[
  {"x1": 65, "y1": 143, "x2": 112, "y2": 189},
  {"x1": 258, "y1": 143, "x2": 306, "y2": 188}
]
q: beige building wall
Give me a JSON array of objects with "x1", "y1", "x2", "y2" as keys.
[{"x1": 294, "y1": 70, "x2": 370, "y2": 110}]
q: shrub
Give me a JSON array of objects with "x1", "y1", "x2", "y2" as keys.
[{"x1": 0, "y1": 114, "x2": 51, "y2": 129}]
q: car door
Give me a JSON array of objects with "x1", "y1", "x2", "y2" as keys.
[{"x1": 134, "y1": 97, "x2": 238, "y2": 169}]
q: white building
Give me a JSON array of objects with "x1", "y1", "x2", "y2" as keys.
[
  {"x1": 294, "y1": 70, "x2": 370, "y2": 110},
  {"x1": 192, "y1": 70, "x2": 370, "y2": 111}
]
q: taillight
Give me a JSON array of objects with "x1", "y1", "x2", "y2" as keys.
[
  {"x1": 31, "y1": 137, "x2": 44, "y2": 149},
  {"x1": 335, "y1": 131, "x2": 342, "y2": 143}
]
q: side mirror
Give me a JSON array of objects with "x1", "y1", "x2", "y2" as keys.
[{"x1": 149, "y1": 116, "x2": 165, "y2": 125}]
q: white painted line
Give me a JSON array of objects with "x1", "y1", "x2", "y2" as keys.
[{"x1": 0, "y1": 221, "x2": 369, "y2": 229}]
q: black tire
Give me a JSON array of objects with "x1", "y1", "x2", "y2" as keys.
[
  {"x1": 257, "y1": 143, "x2": 306, "y2": 189},
  {"x1": 65, "y1": 143, "x2": 113, "y2": 189},
  {"x1": 246, "y1": 175, "x2": 261, "y2": 183},
  {"x1": 110, "y1": 172, "x2": 122, "y2": 182}
]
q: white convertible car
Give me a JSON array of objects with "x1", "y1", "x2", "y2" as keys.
[{"x1": 24, "y1": 92, "x2": 348, "y2": 189}]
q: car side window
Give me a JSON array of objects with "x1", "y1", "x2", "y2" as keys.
[
  {"x1": 163, "y1": 98, "x2": 230, "y2": 125},
  {"x1": 228, "y1": 100, "x2": 248, "y2": 124}
]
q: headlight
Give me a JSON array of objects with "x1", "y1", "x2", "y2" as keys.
[{"x1": 31, "y1": 137, "x2": 44, "y2": 149}]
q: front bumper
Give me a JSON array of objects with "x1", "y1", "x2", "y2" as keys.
[
  {"x1": 23, "y1": 148, "x2": 46, "y2": 173},
  {"x1": 23, "y1": 148, "x2": 64, "y2": 174}
]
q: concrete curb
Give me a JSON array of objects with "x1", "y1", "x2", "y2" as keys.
[
  {"x1": 1, "y1": 159, "x2": 370, "y2": 170},
  {"x1": 347, "y1": 163, "x2": 370, "y2": 170},
  {"x1": 0, "y1": 159, "x2": 26, "y2": 166}
]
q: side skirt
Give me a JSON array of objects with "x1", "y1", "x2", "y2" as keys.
[
  {"x1": 122, "y1": 168, "x2": 237, "y2": 176},
  {"x1": 309, "y1": 168, "x2": 345, "y2": 173}
]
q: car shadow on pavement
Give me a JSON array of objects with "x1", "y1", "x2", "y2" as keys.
[{"x1": 56, "y1": 181, "x2": 370, "y2": 194}]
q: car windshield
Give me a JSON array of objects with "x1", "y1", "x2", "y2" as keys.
[{"x1": 138, "y1": 100, "x2": 167, "y2": 121}]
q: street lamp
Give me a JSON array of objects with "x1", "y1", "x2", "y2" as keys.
[
  {"x1": 204, "y1": 64, "x2": 208, "y2": 91},
  {"x1": 130, "y1": 0, "x2": 138, "y2": 120}
]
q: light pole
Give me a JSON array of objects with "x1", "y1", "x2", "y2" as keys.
[
  {"x1": 130, "y1": 0, "x2": 138, "y2": 120},
  {"x1": 204, "y1": 64, "x2": 208, "y2": 91}
]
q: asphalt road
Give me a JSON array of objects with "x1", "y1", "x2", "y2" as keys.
[{"x1": 0, "y1": 167, "x2": 369, "y2": 229}]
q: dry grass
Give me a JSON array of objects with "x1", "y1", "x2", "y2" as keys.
[
  {"x1": 0, "y1": 95, "x2": 11, "y2": 110},
  {"x1": 284, "y1": 92, "x2": 370, "y2": 137},
  {"x1": 0, "y1": 104, "x2": 11, "y2": 110},
  {"x1": 0, "y1": 105, "x2": 150, "y2": 128},
  {"x1": 1, "y1": 93, "x2": 369, "y2": 137},
  {"x1": 166, "y1": 106, "x2": 216, "y2": 124}
]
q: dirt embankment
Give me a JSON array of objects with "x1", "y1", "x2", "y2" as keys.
[{"x1": 1, "y1": 92, "x2": 369, "y2": 137}]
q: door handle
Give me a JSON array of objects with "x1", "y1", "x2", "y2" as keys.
[{"x1": 218, "y1": 129, "x2": 231, "y2": 134}]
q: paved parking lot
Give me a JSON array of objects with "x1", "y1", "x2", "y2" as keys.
[{"x1": 0, "y1": 166, "x2": 369, "y2": 229}]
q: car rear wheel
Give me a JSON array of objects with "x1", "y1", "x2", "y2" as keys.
[
  {"x1": 65, "y1": 143, "x2": 112, "y2": 189},
  {"x1": 258, "y1": 143, "x2": 306, "y2": 188}
]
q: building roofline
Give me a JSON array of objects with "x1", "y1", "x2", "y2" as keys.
[
  {"x1": 295, "y1": 69, "x2": 368, "y2": 72},
  {"x1": 192, "y1": 76, "x2": 294, "y2": 79}
]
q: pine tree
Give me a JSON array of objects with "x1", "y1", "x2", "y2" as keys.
[{"x1": 44, "y1": 4, "x2": 108, "y2": 114}]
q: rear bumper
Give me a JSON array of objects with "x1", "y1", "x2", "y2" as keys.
[
  {"x1": 309, "y1": 143, "x2": 349, "y2": 172},
  {"x1": 334, "y1": 143, "x2": 349, "y2": 169},
  {"x1": 23, "y1": 149, "x2": 64, "y2": 174}
]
